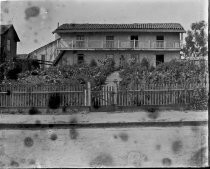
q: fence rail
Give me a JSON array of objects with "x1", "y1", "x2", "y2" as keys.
[
  {"x1": 0, "y1": 82, "x2": 207, "y2": 109},
  {"x1": 0, "y1": 84, "x2": 86, "y2": 108}
]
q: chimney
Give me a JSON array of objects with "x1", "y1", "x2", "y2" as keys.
[{"x1": 55, "y1": 22, "x2": 60, "y2": 40}]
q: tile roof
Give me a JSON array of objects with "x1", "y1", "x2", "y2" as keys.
[{"x1": 53, "y1": 23, "x2": 185, "y2": 33}]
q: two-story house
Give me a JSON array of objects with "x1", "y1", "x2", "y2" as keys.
[
  {"x1": 52, "y1": 23, "x2": 185, "y2": 67},
  {"x1": 0, "y1": 24, "x2": 20, "y2": 64}
]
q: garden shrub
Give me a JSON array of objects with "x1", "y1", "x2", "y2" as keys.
[
  {"x1": 89, "y1": 59, "x2": 98, "y2": 67},
  {"x1": 140, "y1": 58, "x2": 150, "y2": 70},
  {"x1": 188, "y1": 88, "x2": 208, "y2": 110}
]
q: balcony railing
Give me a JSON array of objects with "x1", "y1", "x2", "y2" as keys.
[{"x1": 57, "y1": 39, "x2": 181, "y2": 50}]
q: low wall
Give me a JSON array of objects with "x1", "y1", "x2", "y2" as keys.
[{"x1": 0, "y1": 110, "x2": 208, "y2": 168}]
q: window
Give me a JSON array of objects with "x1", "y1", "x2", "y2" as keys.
[
  {"x1": 78, "y1": 54, "x2": 84, "y2": 64},
  {"x1": 130, "y1": 35, "x2": 138, "y2": 48},
  {"x1": 7, "y1": 39, "x2": 11, "y2": 51},
  {"x1": 106, "y1": 36, "x2": 114, "y2": 48},
  {"x1": 156, "y1": 55, "x2": 164, "y2": 66},
  {"x1": 156, "y1": 36, "x2": 164, "y2": 41},
  {"x1": 76, "y1": 35, "x2": 85, "y2": 48},
  {"x1": 156, "y1": 36, "x2": 164, "y2": 48},
  {"x1": 76, "y1": 35, "x2": 85, "y2": 40}
]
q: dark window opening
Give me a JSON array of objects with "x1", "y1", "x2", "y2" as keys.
[
  {"x1": 78, "y1": 54, "x2": 84, "y2": 64},
  {"x1": 130, "y1": 35, "x2": 138, "y2": 48},
  {"x1": 156, "y1": 36, "x2": 164, "y2": 41},
  {"x1": 156, "y1": 55, "x2": 164, "y2": 66},
  {"x1": 156, "y1": 36, "x2": 164, "y2": 48}
]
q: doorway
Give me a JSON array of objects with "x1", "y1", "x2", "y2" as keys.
[
  {"x1": 130, "y1": 35, "x2": 138, "y2": 48},
  {"x1": 156, "y1": 55, "x2": 164, "y2": 66}
]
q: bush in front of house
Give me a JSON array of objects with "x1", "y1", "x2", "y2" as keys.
[
  {"x1": 119, "y1": 59, "x2": 207, "y2": 88},
  {"x1": 188, "y1": 88, "x2": 208, "y2": 110},
  {"x1": 3, "y1": 57, "x2": 117, "y2": 91},
  {"x1": 89, "y1": 59, "x2": 98, "y2": 67}
]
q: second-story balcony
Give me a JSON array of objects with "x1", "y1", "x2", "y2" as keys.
[{"x1": 57, "y1": 39, "x2": 182, "y2": 51}]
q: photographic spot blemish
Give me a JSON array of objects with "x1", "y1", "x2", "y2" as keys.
[
  {"x1": 34, "y1": 39, "x2": 38, "y2": 43},
  {"x1": 0, "y1": 161, "x2": 5, "y2": 167},
  {"x1": 69, "y1": 118, "x2": 79, "y2": 140},
  {"x1": 10, "y1": 160, "x2": 19, "y2": 167},
  {"x1": 172, "y1": 140, "x2": 183, "y2": 154},
  {"x1": 144, "y1": 155, "x2": 148, "y2": 162},
  {"x1": 29, "y1": 159, "x2": 36, "y2": 165},
  {"x1": 50, "y1": 133, "x2": 57, "y2": 141},
  {"x1": 147, "y1": 111, "x2": 159, "y2": 119},
  {"x1": 69, "y1": 128, "x2": 78, "y2": 140},
  {"x1": 34, "y1": 133, "x2": 39, "y2": 138},
  {"x1": 90, "y1": 153, "x2": 113, "y2": 167},
  {"x1": 162, "y1": 158, "x2": 172, "y2": 166},
  {"x1": 35, "y1": 120, "x2": 41, "y2": 127},
  {"x1": 25, "y1": 6, "x2": 40, "y2": 20},
  {"x1": 48, "y1": 93, "x2": 61, "y2": 109},
  {"x1": 156, "y1": 144, "x2": 161, "y2": 150},
  {"x1": 190, "y1": 147, "x2": 207, "y2": 167},
  {"x1": 29, "y1": 107, "x2": 40, "y2": 115},
  {"x1": 191, "y1": 126, "x2": 199, "y2": 133},
  {"x1": 119, "y1": 132, "x2": 128, "y2": 142},
  {"x1": 113, "y1": 135, "x2": 117, "y2": 139},
  {"x1": 3, "y1": 8, "x2": 9, "y2": 13},
  {"x1": 24, "y1": 137, "x2": 34, "y2": 147}
]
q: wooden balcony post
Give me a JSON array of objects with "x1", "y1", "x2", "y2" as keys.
[
  {"x1": 134, "y1": 39, "x2": 135, "y2": 49},
  {"x1": 118, "y1": 40, "x2": 120, "y2": 49},
  {"x1": 86, "y1": 39, "x2": 88, "y2": 49},
  {"x1": 72, "y1": 40, "x2": 73, "y2": 49}
]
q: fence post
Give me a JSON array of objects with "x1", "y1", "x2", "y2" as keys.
[
  {"x1": 87, "y1": 82, "x2": 91, "y2": 107},
  {"x1": 84, "y1": 88, "x2": 87, "y2": 106}
]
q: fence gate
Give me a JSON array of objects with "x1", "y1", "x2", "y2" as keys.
[{"x1": 91, "y1": 85, "x2": 116, "y2": 109}]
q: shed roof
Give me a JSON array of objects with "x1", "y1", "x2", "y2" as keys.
[
  {"x1": 53, "y1": 23, "x2": 185, "y2": 33},
  {"x1": 0, "y1": 24, "x2": 20, "y2": 42}
]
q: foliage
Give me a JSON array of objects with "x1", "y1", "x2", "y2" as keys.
[
  {"x1": 1, "y1": 57, "x2": 117, "y2": 90},
  {"x1": 6, "y1": 62, "x2": 22, "y2": 80},
  {"x1": 188, "y1": 88, "x2": 208, "y2": 110},
  {"x1": 182, "y1": 20, "x2": 207, "y2": 58},
  {"x1": 119, "y1": 59, "x2": 206, "y2": 88},
  {"x1": 89, "y1": 59, "x2": 98, "y2": 67}
]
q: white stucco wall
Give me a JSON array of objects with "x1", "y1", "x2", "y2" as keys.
[
  {"x1": 58, "y1": 50, "x2": 180, "y2": 67},
  {"x1": 58, "y1": 32, "x2": 180, "y2": 44}
]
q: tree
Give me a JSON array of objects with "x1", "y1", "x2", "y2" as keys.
[{"x1": 182, "y1": 20, "x2": 207, "y2": 58}]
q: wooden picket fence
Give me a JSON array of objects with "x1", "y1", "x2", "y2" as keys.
[
  {"x1": 0, "y1": 83, "x2": 87, "y2": 108},
  {"x1": 0, "y1": 81, "x2": 207, "y2": 109},
  {"x1": 117, "y1": 82, "x2": 206, "y2": 106}
]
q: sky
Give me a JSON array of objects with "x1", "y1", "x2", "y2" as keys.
[{"x1": 0, "y1": 0, "x2": 208, "y2": 54}]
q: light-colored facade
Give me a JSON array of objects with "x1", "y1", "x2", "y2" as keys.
[
  {"x1": 29, "y1": 23, "x2": 185, "y2": 68},
  {"x1": 53, "y1": 23, "x2": 185, "y2": 67}
]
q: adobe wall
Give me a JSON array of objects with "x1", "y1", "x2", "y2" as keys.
[{"x1": 59, "y1": 50, "x2": 180, "y2": 67}]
